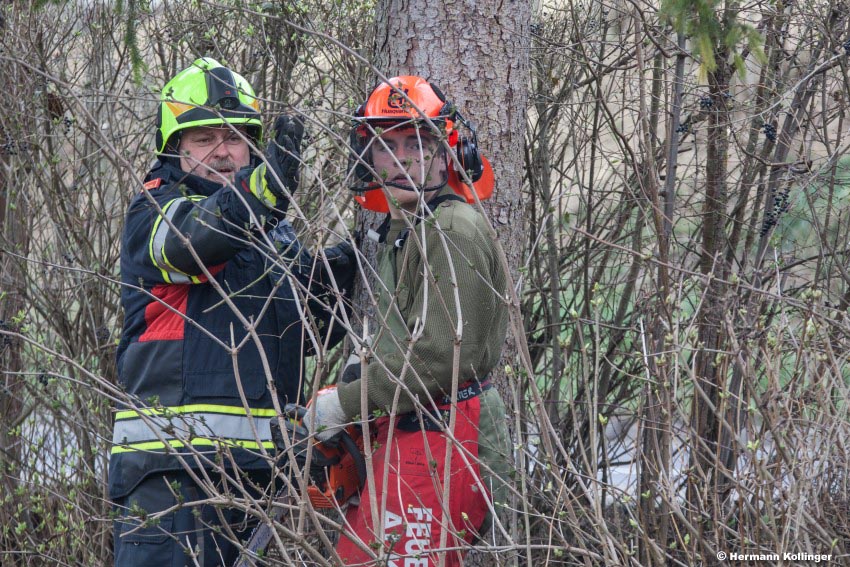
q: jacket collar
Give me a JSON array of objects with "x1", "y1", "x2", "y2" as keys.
[
  {"x1": 374, "y1": 185, "x2": 466, "y2": 247},
  {"x1": 145, "y1": 159, "x2": 231, "y2": 197}
]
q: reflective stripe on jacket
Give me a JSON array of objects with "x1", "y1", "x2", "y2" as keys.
[{"x1": 111, "y1": 404, "x2": 277, "y2": 454}]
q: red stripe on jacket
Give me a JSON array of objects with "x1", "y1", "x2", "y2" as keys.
[
  {"x1": 139, "y1": 284, "x2": 189, "y2": 342},
  {"x1": 138, "y1": 264, "x2": 225, "y2": 342}
]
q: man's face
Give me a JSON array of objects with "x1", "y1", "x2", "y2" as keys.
[
  {"x1": 370, "y1": 127, "x2": 447, "y2": 212},
  {"x1": 178, "y1": 125, "x2": 251, "y2": 183}
]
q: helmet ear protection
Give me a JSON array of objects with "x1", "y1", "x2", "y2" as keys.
[
  {"x1": 427, "y1": 85, "x2": 484, "y2": 183},
  {"x1": 155, "y1": 105, "x2": 171, "y2": 155},
  {"x1": 452, "y1": 110, "x2": 484, "y2": 183},
  {"x1": 348, "y1": 103, "x2": 371, "y2": 186}
]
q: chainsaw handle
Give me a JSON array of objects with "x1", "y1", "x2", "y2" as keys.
[
  {"x1": 284, "y1": 403, "x2": 366, "y2": 489},
  {"x1": 284, "y1": 403, "x2": 306, "y2": 420}
]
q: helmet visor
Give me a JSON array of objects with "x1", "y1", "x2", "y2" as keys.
[{"x1": 350, "y1": 120, "x2": 449, "y2": 193}]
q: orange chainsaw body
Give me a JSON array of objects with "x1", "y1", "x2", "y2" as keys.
[{"x1": 306, "y1": 425, "x2": 364, "y2": 508}]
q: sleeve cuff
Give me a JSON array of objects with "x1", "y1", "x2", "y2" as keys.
[{"x1": 336, "y1": 379, "x2": 363, "y2": 419}]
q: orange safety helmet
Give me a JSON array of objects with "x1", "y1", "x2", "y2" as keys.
[{"x1": 349, "y1": 76, "x2": 494, "y2": 212}]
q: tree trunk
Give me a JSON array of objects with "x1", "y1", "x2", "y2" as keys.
[
  {"x1": 0, "y1": 116, "x2": 30, "y2": 564},
  {"x1": 688, "y1": 55, "x2": 733, "y2": 562}
]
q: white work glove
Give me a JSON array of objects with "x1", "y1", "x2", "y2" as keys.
[{"x1": 302, "y1": 386, "x2": 348, "y2": 442}]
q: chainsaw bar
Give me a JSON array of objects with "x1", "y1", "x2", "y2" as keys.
[
  {"x1": 233, "y1": 404, "x2": 366, "y2": 566},
  {"x1": 233, "y1": 484, "x2": 295, "y2": 567}
]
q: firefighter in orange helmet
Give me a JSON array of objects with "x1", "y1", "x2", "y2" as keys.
[{"x1": 304, "y1": 76, "x2": 511, "y2": 566}]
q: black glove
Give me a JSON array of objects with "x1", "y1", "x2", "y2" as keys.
[
  {"x1": 340, "y1": 352, "x2": 362, "y2": 384},
  {"x1": 323, "y1": 241, "x2": 356, "y2": 291},
  {"x1": 324, "y1": 241, "x2": 354, "y2": 270},
  {"x1": 239, "y1": 115, "x2": 304, "y2": 215},
  {"x1": 267, "y1": 115, "x2": 303, "y2": 197}
]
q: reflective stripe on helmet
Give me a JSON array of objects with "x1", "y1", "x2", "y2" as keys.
[{"x1": 111, "y1": 404, "x2": 278, "y2": 454}]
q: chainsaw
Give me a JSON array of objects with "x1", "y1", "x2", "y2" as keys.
[{"x1": 234, "y1": 403, "x2": 366, "y2": 566}]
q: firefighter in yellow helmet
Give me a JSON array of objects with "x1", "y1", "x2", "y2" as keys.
[{"x1": 110, "y1": 58, "x2": 354, "y2": 566}]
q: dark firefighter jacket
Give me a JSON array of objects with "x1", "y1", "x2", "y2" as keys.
[{"x1": 109, "y1": 160, "x2": 352, "y2": 499}]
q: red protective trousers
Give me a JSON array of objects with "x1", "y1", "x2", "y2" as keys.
[{"x1": 336, "y1": 395, "x2": 489, "y2": 566}]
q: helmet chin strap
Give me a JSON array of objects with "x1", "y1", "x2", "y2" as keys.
[{"x1": 382, "y1": 180, "x2": 445, "y2": 192}]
